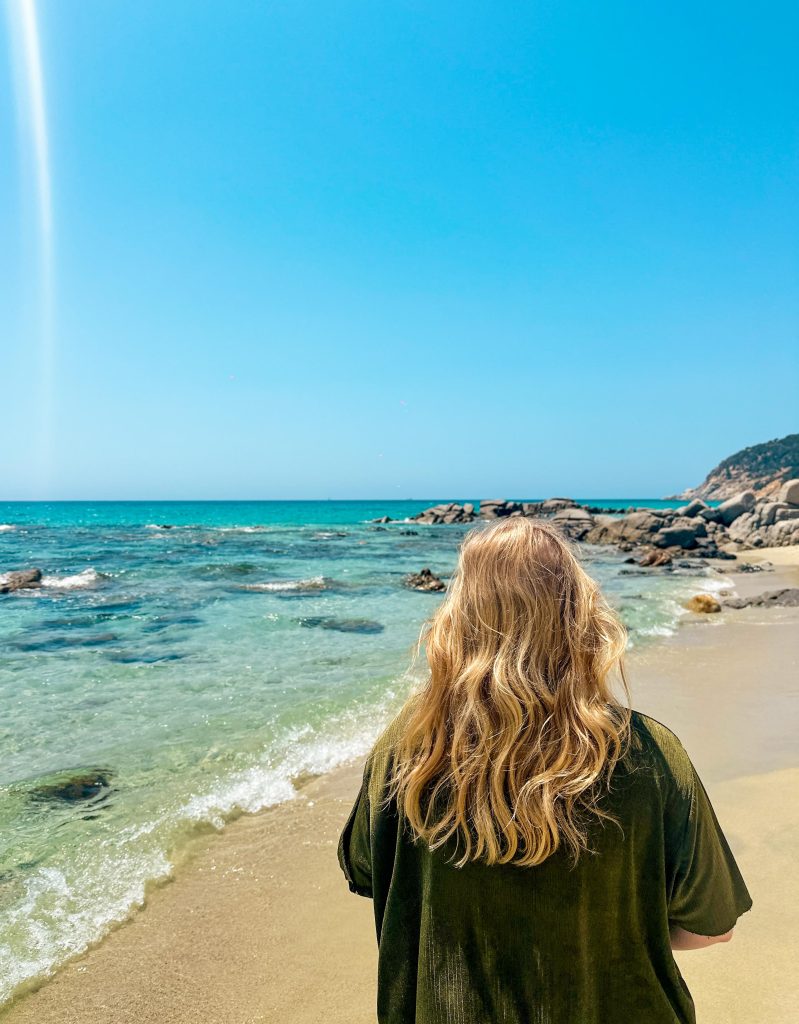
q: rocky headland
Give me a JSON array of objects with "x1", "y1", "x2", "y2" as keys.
[{"x1": 674, "y1": 432, "x2": 799, "y2": 501}]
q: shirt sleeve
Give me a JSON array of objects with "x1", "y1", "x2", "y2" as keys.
[
  {"x1": 337, "y1": 760, "x2": 374, "y2": 899},
  {"x1": 668, "y1": 764, "x2": 753, "y2": 936}
]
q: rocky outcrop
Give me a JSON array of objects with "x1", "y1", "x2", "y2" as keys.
[
  {"x1": 0, "y1": 568, "x2": 43, "y2": 594},
  {"x1": 725, "y1": 493, "x2": 799, "y2": 548},
  {"x1": 676, "y1": 433, "x2": 799, "y2": 501},
  {"x1": 411, "y1": 498, "x2": 584, "y2": 525},
  {"x1": 403, "y1": 485, "x2": 799, "y2": 556},
  {"x1": 404, "y1": 568, "x2": 447, "y2": 592},
  {"x1": 412, "y1": 502, "x2": 477, "y2": 525}
]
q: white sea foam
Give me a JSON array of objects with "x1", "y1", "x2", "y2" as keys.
[
  {"x1": 638, "y1": 624, "x2": 677, "y2": 638},
  {"x1": 0, "y1": 680, "x2": 412, "y2": 1006},
  {"x1": 40, "y1": 568, "x2": 105, "y2": 590},
  {"x1": 213, "y1": 525, "x2": 269, "y2": 533},
  {"x1": 181, "y1": 689, "x2": 405, "y2": 829},
  {"x1": 242, "y1": 576, "x2": 328, "y2": 592},
  {"x1": 0, "y1": 849, "x2": 172, "y2": 1006},
  {"x1": 0, "y1": 524, "x2": 16, "y2": 532}
]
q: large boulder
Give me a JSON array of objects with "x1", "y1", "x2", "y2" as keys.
[
  {"x1": 653, "y1": 518, "x2": 707, "y2": 549},
  {"x1": 758, "y1": 502, "x2": 785, "y2": 527},
  {"x1": 479, "y1": 500, "x2": 522, "y2": 519},
  {"x1": 552, "y1": 507, "x2": 593, "y2": 522},
  {"x1": 717, "y1": 490, "x2": 756, "y2": 525},
  {"x1": 479, "y1": 499, "x2": 507, "y2": 520},
  {"x1": 582, "y1": 510, "x2": 660, "y2": 546},
  {"x1": 676, "y1": 499, "x2": 709, "y2": 518},
  {"x1": 540, "y1": 498, "x2": 579, "y2": 514},
  {"x1": 551, "y1": 507, "x2": 594, "y2": 541},
  {"x1": 727, "y1": 511, "x2": 756, "y2": 543},
  {"x1": 778, "y1": 479, "x2": 799, "y2": 505}
]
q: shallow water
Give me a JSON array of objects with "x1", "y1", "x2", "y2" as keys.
[{"x1": 0, "y1": 499, "x2": 726, "y2": 1002}]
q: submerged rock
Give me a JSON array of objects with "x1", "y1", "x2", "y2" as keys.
[
  {"x1": 403, "y1": 568, "x2": 446, "y2": 592},
  {"x1": 105, "y1": 650, "x2": 185, "y2": 663},
  {"x1": 0, "y1": 569, "x2": 43, "y2": 594},
  {"x1": 298, "y1": 616, "x2": 385, "y2": 634},
  {"x1": 30, "y1": 768, "x2": 114, "y2": 806},
  {"x1": 12, "y1": 631, "x2": 119, "y2": 653}
]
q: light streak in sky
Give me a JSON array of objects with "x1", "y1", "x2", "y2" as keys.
[{"x1": 7, "y1": 0, "x2": 55, "y2": 489}]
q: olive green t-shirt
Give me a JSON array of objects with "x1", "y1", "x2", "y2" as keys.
[{"x1": 338, "y1": 708, "x2": 752, "y2": 1024}]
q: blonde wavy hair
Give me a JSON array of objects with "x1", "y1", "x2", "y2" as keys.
[{"x1": 390, "y1": 516, "x2": 631, "y2": 868}]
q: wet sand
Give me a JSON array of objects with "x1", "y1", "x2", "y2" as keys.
[{"x1": 3, "y1": 561, "x2": 798, "y2": 1024}]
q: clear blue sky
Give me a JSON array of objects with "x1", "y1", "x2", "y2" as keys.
[{"x1": 2, "y1": 1, "x2": 797, "y2": 499}]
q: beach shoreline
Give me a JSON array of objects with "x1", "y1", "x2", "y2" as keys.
[{"x1": 2, "y1": 557, "x2": 799, "y2": 1023}]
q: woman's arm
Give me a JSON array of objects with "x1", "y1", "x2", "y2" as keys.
[{"x1": 669, "y1": 924, "x2": 734, "y2": 950}]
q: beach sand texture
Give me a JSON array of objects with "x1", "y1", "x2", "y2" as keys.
[{"x1": 3, "y1": 566, "x2": 798, "y2": 1024}]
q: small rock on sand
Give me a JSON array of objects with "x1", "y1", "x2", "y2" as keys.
[{"x1": 684, "y1": 594, "x2": 722, "y2": 614}]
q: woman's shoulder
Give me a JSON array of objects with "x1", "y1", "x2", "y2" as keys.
[
  {"x1": 370, "y1": 694, "x2": 421, "y2": 762},
  {"x1": 628, "y1": 710, "x2": 695, "y2": 796}
]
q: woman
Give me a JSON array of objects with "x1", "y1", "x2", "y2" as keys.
[{"x1": 339, "y1": 517, "x2": 752, "y2": 1023}]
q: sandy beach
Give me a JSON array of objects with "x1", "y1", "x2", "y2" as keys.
[{"x1": 3, "y1": 559, "x2": 798, "y2": 1024}]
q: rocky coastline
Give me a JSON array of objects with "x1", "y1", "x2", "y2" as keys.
[{"x1": 372, "y1": 479, "x2": 799, "y2": 567}]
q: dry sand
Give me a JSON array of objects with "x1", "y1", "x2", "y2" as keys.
[
  {"x1": 735, "y1": 546, "x2": 799, "y2": 567},
  {"x1": 3, "y1": 560, "x2": 798, "y2": 1024}
]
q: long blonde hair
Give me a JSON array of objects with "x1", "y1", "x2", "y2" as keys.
[{"x1": 390, "y1": 516, "x2": 630, "y2": 867}]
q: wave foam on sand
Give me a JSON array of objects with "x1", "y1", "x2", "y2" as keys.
[{"x1": 0, "y1": 679, "x2": 409, "y2": 1008}]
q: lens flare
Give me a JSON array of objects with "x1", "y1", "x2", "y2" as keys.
[{"x1": 7, "y1": 0, "x2": 54, "y2": 490}]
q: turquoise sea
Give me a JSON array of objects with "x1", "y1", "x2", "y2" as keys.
[{"x1": 0, "y1": 499, "x2": 725, "y2": 1002}]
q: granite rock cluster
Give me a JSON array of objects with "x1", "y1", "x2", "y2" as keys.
[{"x1": 400, "y1": 480, "x2": 799, "y2": 558}]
